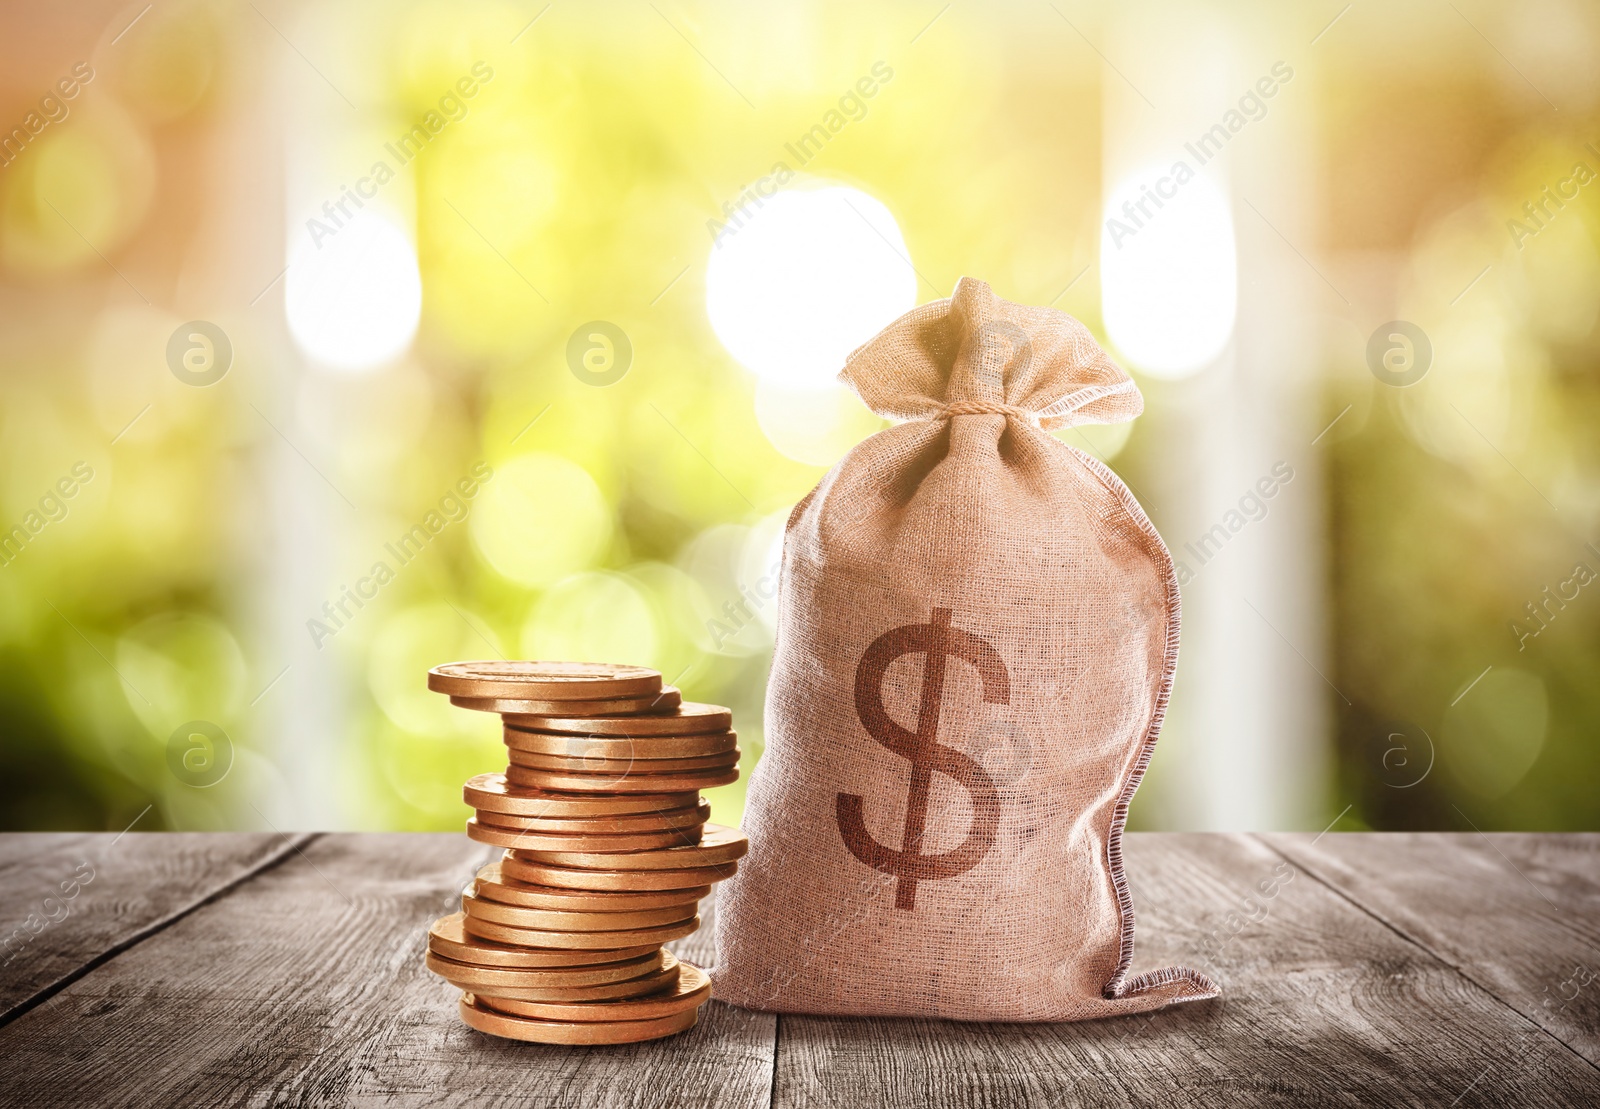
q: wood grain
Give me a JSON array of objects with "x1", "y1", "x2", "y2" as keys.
[
  {"x1": 769, "y1": 833, "x2": 1600, "y2": 1108},
  {"x1": 0, "y1": 834, "x2": 772, "y2": 1109},
  {"x1": 0, "y1": 831, "x2": 305, "y2": 1022},
  {"x1": 2, "y1": 832, "x2": 1595, "y2": 1107},
  {"x1": 1264, "y1": 832, "x2": 1600, "y2": 1075}
]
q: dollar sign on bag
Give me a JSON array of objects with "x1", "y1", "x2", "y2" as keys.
[{"x1": 837, "y1": 607, "x2": 1009, "y2": 910}]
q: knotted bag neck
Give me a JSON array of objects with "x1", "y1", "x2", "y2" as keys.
[
  {"x1": 935, "y1": 399, "x2": 1043, "y2": 427},
  {"x1": 840, "y1": 276, "x2": 1144, "y2": 431},
  {"x1": 932, "y1": 380, "x2": 1140, "y2": 429}
]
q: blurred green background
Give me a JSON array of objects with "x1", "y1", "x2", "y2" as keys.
[{"x1": 0, "y1": 0, "x2": 1595, "y2": 834}]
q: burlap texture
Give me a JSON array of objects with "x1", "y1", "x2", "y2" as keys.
[{"x1": 712, "y1": 277, "x2": 1218, "y2": 1020}]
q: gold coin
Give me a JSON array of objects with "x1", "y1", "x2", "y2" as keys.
[
  {"x1": 466, "y1": 818, "x2": 697, "y2": 853},
  {"x1": 448, "y1": 972, "x2": 674, "y2": 1004},
  {"x1": 500, "y1": 854, "x2": 739, "y2": 892},
  {"x1": 499, "y1": 702, "x2": 734, "y2": 737},
  {"x1": 433, "y1": 951, "x2": 678, "y2": 1003},
  {"x1": 424, "y1": 948, "x2": 665, "y2": 990},
  {"x1": 450, "y1": 687, "x2": 681, "y2": 717},
  {"x1": 503, "y1": 764, "x2": 739, "y2": 794},
  {"x1": 512, "y1": 823, "x2": 748, "y2": 871},
  {"x1": 427, "y1": 913, "x2": 655, "y2": 968},
  {"x1": 503, "y1": 727, "x2": 737, "y2": 760},
  {"x1": 505, "y1": 748, "x2": 739, "y2": 775},
  {"x1": 474, "y1": 862, "x2": 709, "y2": 912},
  {"x1": 463, "y1": 774, "x2": 700, "y2": 817},
  {"x1": 462, "y1": 911, "x2": 700, "y2": 950},
  {"x1": 444, "y1": 963, "x2": 679, "y2": 1005},
  {"x1": 462, "y1": 955, "x2": 679, "y2": 1004},
  {"x1": 463, "y1": 887, "x2": 696, "y2": 932},
  {"x1": 480, "y1": 961, "x2": 710, "y2": 1023},
  {"x1": 474, "y1": 802, "x2": 709, "y2": 834},
  {"x1": 427, "y1": 661, "x2": 662, "y2": 701},
  {"x1": 459, "y1": 993, "x2": 700, "y2": 1044}
]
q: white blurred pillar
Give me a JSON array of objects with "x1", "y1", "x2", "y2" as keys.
[{"x1": 1100, "y1": 4, "x2": 1330, "y2": 830}]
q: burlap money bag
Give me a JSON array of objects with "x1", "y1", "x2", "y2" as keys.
[{"x1": 713, "y1": 277, "x2": 1217, "y2": 1020}]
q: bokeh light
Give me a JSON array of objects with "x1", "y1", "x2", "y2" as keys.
[
  {"x1": 285, "y1": 209, "x2": 423, "y2": 372},
  {"x1": 115, "y1": 612, "x2": 247, "y2": 740},
  {"x1": 470, "y1": 454, "x2": 612, "y2": 588},
  {"x1": 1, "y1": 106, "x2": 156, "y2": 275},
  {"x1": 753, "y1": 378, "x2": 885, "y2": 466},
  {"x1": 1100, "y1": 165, "x2": 1237, "y2": 378},
  {"x1": 706, "y1": 185, "x2": 917, "y2": 388},
  {"x1": 1442, "y1": 668, "x2": 1548, "y2": 798},
  {"x1": 3, "y1": 1, "x2": 1598, "y2": 842},
  {"x1": 521, "y1": 571, "x2": 661, "y2": 670},
  {"x1": 367, "y1": 602, "x2": 504, "y2": 739}
]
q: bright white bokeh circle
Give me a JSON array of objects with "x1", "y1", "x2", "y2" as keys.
[
  {"x1": 752, "y1": 378, "x2": 884, "y2": 467},
  {"x1": 1100, "y1": 165, "x2": 1237, "y2": 379},
  {"x1": 739, "y1": 507, "x2": 790, "y2": 637},
  {"x1": 470, "y1": 454, "x2": 612, "y2": 588},
  {"x1": 286, "y1": 209, "x2": 422, "y2": 373},
  {"x1": 706, "y1": 185, "x2": 917, "y2": 388}
]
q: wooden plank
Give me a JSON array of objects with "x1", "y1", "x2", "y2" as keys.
[
  {"x1": 1263, "y1": 832, "x2": 1600, "y2": 1075},
  {"x1": 0, "y1": 834, "x2": 775, "y2": 1109},
  {"x1": 770, "y1": 832, "x2": 1600, "y2": 1108},
  {"x1": 0, "y1": 831, "x2": 305, "y2": 1022}
]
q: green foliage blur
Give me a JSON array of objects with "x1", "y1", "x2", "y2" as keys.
[{"x1": 0, "y1": 0, "x2": 1596, "y2": 834}]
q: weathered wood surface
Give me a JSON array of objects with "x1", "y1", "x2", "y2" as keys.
[
  {"x1": 1265, "y1": 833, "x2": 1600, "y2": 1070},
  {"x1": 0, "y1": 831, "x2": 307, "y2": 1021},
  {"x1": 0, "y1": 832, "x2": 1593, "y2": 1108},
  {"x1": 0, "y1": 833, "x2": 774, "y2": 1109},
  {"x1": 771, "y1": 834, "x2": 1600, "y2": 1108}
]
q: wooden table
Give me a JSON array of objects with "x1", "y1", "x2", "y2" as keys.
[{"x1": 0, "y1": 832, "x2": 1594, "y2": 1106}]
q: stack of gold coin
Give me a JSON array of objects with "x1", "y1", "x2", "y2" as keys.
[{"x1": 421, "y1": 661, "x2": 747, "y2": 1045}]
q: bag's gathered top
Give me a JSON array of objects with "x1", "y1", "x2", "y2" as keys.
[{"x1": 843, "y1": 276, "x2": 1143, "y2": 430}]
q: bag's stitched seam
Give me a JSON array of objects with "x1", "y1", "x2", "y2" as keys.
[{"x1": 1057, "y1": 438, "x2": 1220, "y2": 1004}]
